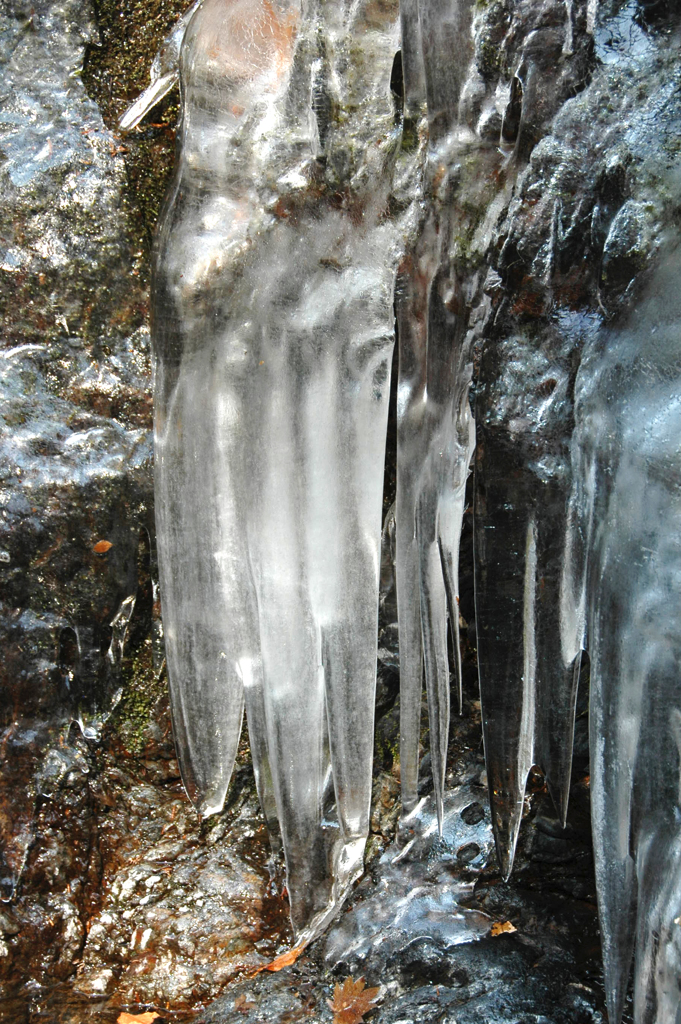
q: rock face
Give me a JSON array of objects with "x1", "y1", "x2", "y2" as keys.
[
  {"x1": 0, "y1": 0, "x2": 679, "y2": 1022},
  {"x1": 0, "y1": 0, "x2": 150, "y2": 935}
]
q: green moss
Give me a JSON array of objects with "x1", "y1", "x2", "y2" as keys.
[
  {"x1": 113, "y1": 640, "x2": 166, "y2": 755},
  {"x1": 477, "y1": 37, "x2": 501, "y2": 79},
  {"x1": 82, "y1": 0, "x2": 187, "y2": 253}
]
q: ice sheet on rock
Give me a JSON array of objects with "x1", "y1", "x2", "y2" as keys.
[
  {"x1": 564, "y1": 247, "x2": 681, "y2": 1024},
  {"x1": 147, "y1": 0, "x2": 417, "y2": 940},
  {"x1": 324, "y1": 788, "x2": 493, "y2": 968}
]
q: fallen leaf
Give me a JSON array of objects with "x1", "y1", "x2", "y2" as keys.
[
  {"x1": 117, "y1": 1013, "x2": 160, "y2": 1024},
  {"x1": 327, "y1": 976, "x2": 381, "y2": 1024},
  {"x1": 491, "y1": 920, "x2": 517, "y2": 937},
  {"x1": 93, "y1": 539, "x2": 113, "y2": 553},
  {"x1": 251, "y1": 942, "x2": 306, "y2": 975}
]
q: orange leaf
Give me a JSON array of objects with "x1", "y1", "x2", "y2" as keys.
[
  {"x1": 117, "y1": 1013, "x2": 160, "y2": 1024},
  {"x1": 327, "y1": 976, "x2": 381, "y2": 1024},
  {"x1": 251, "y1": 942, "x2": 306, "y2": 975},
  {"x1": 490, "y1": 920, "x2": 517, "y2": 936},
  {"x1": 93, "y1": 540, "x2": 113, "y2": 553}
]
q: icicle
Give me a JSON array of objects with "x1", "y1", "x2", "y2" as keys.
[
  {"x1": 119, "y1": 0, "x2": 202, "y2": 132},
  {"x1": 474, "y1": 321, "x2": 581, "y2": 873},
  {"x1": 398, "y1": 0, "x2": 426, "y2": 120},
  {"x1": 396, "y1": 0, "x2": 476, "y2": 829},
  {"x1": 565, "y1": 248, "x2": 681, "y2": 1024},
  {"x1": 146, "y1": 0, "x2": 414, "y2": 942}
]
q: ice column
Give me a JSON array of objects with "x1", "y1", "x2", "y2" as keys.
[
  {"x1": 131, "y1": 0, "x2": 417, "y2": 941},
  {"x1": 563, "y1": 248, "x2": 681, "y2": 1024},
  {"x1": 397, "y1": 0, "x2": 497, "y2": 828}
]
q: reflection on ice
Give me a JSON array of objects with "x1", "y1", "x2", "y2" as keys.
[{"x1": 135, "y1": 0, "x2": 419, "y2": 942}]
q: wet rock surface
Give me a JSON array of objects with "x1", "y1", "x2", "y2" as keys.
[
  {"x1": 1, "y1": 706, "x2": 292, "y2": 1022},
  {"x1": 200, "y1": 670, "x2": 602, "y2": 1024},
  {"x1": 1, "y1": 0, "x2": 677, "y2": 1020},
  {"x1": 0, "y1": 0, "x2": 153, "y2": 916}
]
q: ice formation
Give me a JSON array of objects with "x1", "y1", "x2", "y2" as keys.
[
  {"x1": 474, "y1": 319, "x2": 580, "y2": 876},
  {"x1": 561, "y1": 247, "x2": 681, "y2": 1024},
  {"x1": 394, "y1": 0, "x2": 477, "y2": 828},
  {"x1": 124, "y1": 0, "x2": 681, "y2": 1017},
  {"x1": 125, "y1": 0, "x2": 420, "y2": 942}
]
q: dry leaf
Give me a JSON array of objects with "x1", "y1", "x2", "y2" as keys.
[
  {"x1": 93, "y1": 539, "x2": 113, "y2": 553},
  {"x1": 490, "y1": 920, "x2": 517, "y2": 936},
  {"x1": 251, "y1": 942, "x2": 306, "y2": 975},
  {"x1": 327, "y1": 976, "x2": 381, "y2": 1024},
  {"x1": 117, "y1": 1013, "x2": 160, "y2": 1024}
]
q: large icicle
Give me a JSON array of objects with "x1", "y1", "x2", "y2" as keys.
[
  {"x1": 139, "y1": 0, "x2": 418, "y2": 942},
  {"x1": 564, "y1": 246, "x2": 681, "y2": 1024},
  {"x1": 395, "y1": 206, "x2": 475, "y2": 825},
  {"x1": 396, "y1": 0, "x2": 476, "y2": 828}
]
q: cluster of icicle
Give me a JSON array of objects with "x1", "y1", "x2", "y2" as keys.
[{"x1": 122, "y1": 0, "x2": 680, "y2": 1019}]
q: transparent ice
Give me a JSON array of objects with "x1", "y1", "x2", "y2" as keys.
[
  {"x1": 396, "y1": 0, "x2": 478, "y2": 829},
  {"x1": 474, "y1": 323, "x2": 580, "y2": 877},
  {"x1": 124, "y1": 0, "x2": 681, "y2": 1015},
  {"x1": 125, "y1": 0, "x2": 418, "y2": 942},
  {"x1": 562, "y1": 248, "x2": 681, "y2": 1024}
]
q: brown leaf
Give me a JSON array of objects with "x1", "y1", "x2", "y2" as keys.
[
  {"x1": 117, "y1": 1013, "x2": 160, "y2": 1024},
  {"x1": 93, "y1": 539, "x2": 113, "y2": 553},
  {"x1": 327, "y1": 976, "x2": 381, "y2": 1024},
  {"x1": 490, "y1": 920, "x2": 517, "y2": 937},
  {"x1": 251, "y1": 942, "x2": 306, "y2": 975}
]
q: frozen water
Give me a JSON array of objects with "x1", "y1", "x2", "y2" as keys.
[
  {"x1": 124, "y1": 0, "x2": 681, "y2": 1013},
  {"x1": 564, "y1": 247, "x2": 681, "y2": 1024},
  {"x1": 118, "y1": 0, "x2": 202, "y2": 132},
  {"x1": 395, "y1": 0, "x2": 477, "y2": 829},
  {"x1": 128, "y1": 0, "x2": 419, "y2": 941},
  {"x1": 475, "y1": 325, "x2": 580, "y2": 876},
  {"x1": 324, "y1": 788, "x2": 494, "y2": 968}
]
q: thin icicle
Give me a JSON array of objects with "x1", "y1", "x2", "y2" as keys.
[
  {"x1": 474, "y1": 314, "x2": 581, "y2": 872},
  {"x1": 396, "y1": 0, "x2": 483, "y2": 829},
  {"x1": 119, "y1": 0, "x2": 202, "y2": 132}
]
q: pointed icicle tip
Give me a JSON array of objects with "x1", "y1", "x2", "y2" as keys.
[
  {"x1": 546, "y1": 773, "x2": 570, "y2": 830},
  {"x1": 436, "y1": 793, "x2": 444, "y2": 838},
  {"x1": 119, "y1": 73, "x2": 178, "y2": 132},
  {"x1": 491, "y1": 809, "x2": 521, "y2": 882}
]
